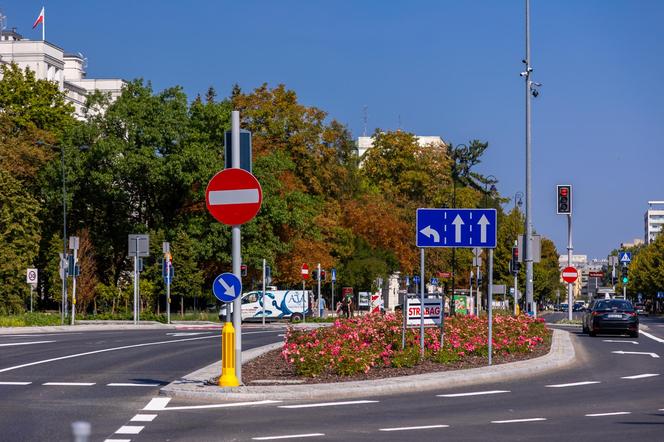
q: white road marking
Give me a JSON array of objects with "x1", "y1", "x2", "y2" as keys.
[
  {"x1": 585, "y1": 412, "x2": 631, "y2": 417},
  {"x1": 379, "y1": 424, "x2": 449, "y2": 431},
  {"x1": 612, "y1": 351, "x2": 659, "y2": 358},
  {"x1": 621, "y1": 373, "x2": 660, "y2": 380},
  {"x1": 252, "y1": 434, "x2": 324, "y2": 440},
  {"x1": 142, "y1": 397, "x2": 171, "y2": 411},
  {"x1": 104, "y1": 439, "x2": 131, "y2": 442},
  {"x1": 0, "y1": 381, "x2": 31, "y2": 385},
  {"x1": 437, "y1": 390, "x2": 510, "y2": 397},
  {"x1": 115, "y1": 425, "x2": 144, "y2": 435},
  {"x1": 602, "y1": 340, "x2": 638, "y2": 344},
  {"x1": 0, "y1": 334, "x2": 220, "y2": 373},
  {"x1": 131, "y1": 414, "x2": 157, "y2": 422},
  {"x1": 491, "y1": 418, "x2": 547, "y2": 424},
  {"x1": 166, "y1": 332, "x2": 211, "y2": 337},
  {"x1": 43, "y1": 382, "x2": 95, "y2": 386},
  {"x1": 278, "y1": 400, "x2": 378, "y2": 409},
  {"x1": 163, "y1": 400, "x2": 282, "y2": 411},
  {"x1": 641, "y1": 330, "x2": 664, "y2": 344},
  {"x1": 0, "y1": 333, "x2": 82, "y2": 337},
  {"x1": 545, "y1": 381, "x2": 600, "y2": 388},
  {"x1": 107, "y1": 383, "x2": 161, "y2": 387},
  {"x1": 0, "y1": 340, "x2": 55, "y2": 347}
]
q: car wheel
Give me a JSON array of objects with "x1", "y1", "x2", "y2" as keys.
[{"x1": 290, "y1": 313, "x2": 304, "y2": 323}]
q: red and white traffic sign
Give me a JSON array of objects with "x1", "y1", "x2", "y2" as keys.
[
  {"x1": 301, "y1": 263, "x2": 309, "y2": 280},
  {"x1": 561, "y1": 266, "x2": 578, "y2": 283},
  {"x1": 205, "y1": 168, "x2": 262, "y2": 226}
]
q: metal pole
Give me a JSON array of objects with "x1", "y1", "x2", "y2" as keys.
[
  {"x1": 514, "y1": 273, "x2": 518, "y2": 315},
  {"x1": 567, "y1": 214, "x2": 573, "y2": 321},
  {"x1": 524, "y1": 0, "x2": 535, "y2": 315},
  {"x1": 71, "y1": 247, "x2": 77, "y2": 325},
  {"x1": 231, "y1": 110, "x2": 243, "y2": 384},
  {"x1": 262, "y1": 259, "x2": 266, "y2": 327},
  {"x1": 61, "y1": 145, "x2": 67, "y2": 325},
  {"x1": 166, "y1": 273, "x2": 171, "y2": 324},
  {"x1": 420, "y1": 248, "x2": 425, "y2": 357},
  {"x1": 476, "y1": 261, "x2": 480, "y2": 314},
  {"x1": 331, "y1": 279, "x2": 335, "y2": 318},
  {"x1": 133, "y1": 255, "x2": 138, "y2": 325},
  {"x1": 302, "y1": 280, "x2": 306, "y2": 323},
  {"x1": 30, "y1": 285, "x2": 34, "y2": 313},
  {"x1": 317, "y1": 263, "x2": 321, "y2": 318},
  {"x1": 469, "y1": 270, "x2": 473, "y2": 315},
  {"x1": 488, "y1": 249, "x2": 494, "y2": 365}
]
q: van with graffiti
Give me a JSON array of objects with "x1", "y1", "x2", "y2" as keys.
[{"x1": 240, "y1": 289, "x2": 312, "y2": 322}]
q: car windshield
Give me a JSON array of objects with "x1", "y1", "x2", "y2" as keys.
[{"x1": 594, "y1": 300, "x2": 633, "y2": 312}]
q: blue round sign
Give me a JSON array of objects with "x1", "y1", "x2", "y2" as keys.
[{"x1": 213, "y1": 272, "x2": 242, "y2": 303}]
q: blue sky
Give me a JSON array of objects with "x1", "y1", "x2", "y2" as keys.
[{"x1": 7, "y1": 1, "x2": 664, "y2": 259}]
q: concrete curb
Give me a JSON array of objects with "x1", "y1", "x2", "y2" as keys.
[
  {"x1": 0, "y1": 323, "x2": 176, "y2": 334},
  {"x1": 160, "y1": 328, "x2": 575, "y2": 401}
]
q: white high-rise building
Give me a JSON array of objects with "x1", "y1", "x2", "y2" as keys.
[
  {"x1": 356, "y1": 135, "x2": 446, "y2": 158},
  {"x1": 0, "y1": 28, "x2": 125, "y2": 119},
  {"x1": 644, "y1": 201, "x2": 664, "y2": 244}
]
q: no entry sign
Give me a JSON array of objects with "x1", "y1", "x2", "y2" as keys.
[
  {"x1": 206, "y1": 168, "x2": 262, "y2": 226},
  {"x1": 301, "y1": 263, "x2": 309, "y2": 280},
  {"x1": 561, "y1": 266, "x2": 578, "y2": 284}
]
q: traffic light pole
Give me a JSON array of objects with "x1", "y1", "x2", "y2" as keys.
[
  {"x1": 567, "y1": 214, "x2": 573, "y2": 321},
  {"x1": 231, "y1": 111, "x2": 243, "y2": 384}
]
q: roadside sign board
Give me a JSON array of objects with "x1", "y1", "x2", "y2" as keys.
[
  {"x1": 224, "y1": 130, "x2": 252, "y2": 173},
  {"x1": 619, "y1": 252, "x2": 632, "y2": 264},
  {"x1": 406, "y1": 297, "x2": 443, "y2": 327},
  {"x1": 438, "y1": 272, "x2": 452, "y2": 278},
  {"x1": 561, "y1": 266, "x2": 578, "y2": 284},
  {"x1": 416, "y1": 208, "x2": 497, "y2": 248},
  {"x1": 358, "y1": 291, "x2": 370, "y2": 307},
  {"x1": 516, "y1": 234, "x2": 542, "y2": 263},
  {"x1": 430, "y1": 277, "x2": 439, "y2": 286},
  {"x1": 163, "y1": 263, "x2": 174, "y2": 283},
  {"x1": 589, "y1": 271, "x2": 604, "y2": 278},
  {"x1": 212, "y1": 272, "x2": 242, "y2": 303},
  {"x1": 26, "y1": 268, "x2": 38, "y2": 285},
  {"x1": 301, "y1": 263, "x2": 309, "y2": 280},
  {"x1": 331, "y1": 268, "x2": 336, "y2": 282},
  {"x1": 413, "y1": 275, "x2": 421, "y2": 285},
  {"x1": 128, "y1": 234, "x2": 150, "y2": 257},
  {"x1": 205, "y1": 168, "x2": 262, "y2": 226}
]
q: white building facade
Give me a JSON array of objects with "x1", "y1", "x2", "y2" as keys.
[
  {"x1": 645, "y1": 201, "x2": 664, "y2": 244},
  {"x1": 356, "y1": 135, "x2": 446, "y2": 158},
  {"x1": 0, "y1": 28, "x2": 125, "y2": 119}
]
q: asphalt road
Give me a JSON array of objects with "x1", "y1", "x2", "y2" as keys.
[
  {"x1": 0, "y1": 325, "x2": 285, "y2": 441},
  {"x1": 118, "y1": 316, "x2": 664, "y2": 442}
]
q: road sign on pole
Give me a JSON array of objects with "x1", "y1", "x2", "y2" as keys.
[
  {"x1": 301, "y1": 263, "x2": 309, "y2": 280},
  {"x1": 561, "y1": 266, "x2": 578, "y2": 283},
  {"x1": 224, "y1": 129, "x2": 253, "y2": 173},
  {"x1": 213, "y1": 272, "x2": 242, "y2": 303},
  {"x1": 26, "y1": 268, "x2": 38, "y2": 285},
  {"x1": 205, "y1": 168, "x2": 262, "y2": 226},
  {"x1": 416, "y1": 208, "x2": 497, "y2": 248},
  {"x1": 619, "y1": 251, "x2": 632, "y2": 264}
]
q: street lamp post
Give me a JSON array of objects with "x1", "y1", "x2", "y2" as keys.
[
  {"x1": 60, "y1": 144, "x2": 68, "y2": 325},
  {"x1": 514, "y1": 191, "x2": 524, "y2": 211}
]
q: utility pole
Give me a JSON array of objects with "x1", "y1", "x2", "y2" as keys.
[
  {"x1": 231, "y1": 111, "x2": 243, "y2": 383},
  {"x1": 567, "y1": 214, "x2": 573, "y2": 321},
  {"x1": 523, "y1": 0, "x2": 535, "y2": 315}
]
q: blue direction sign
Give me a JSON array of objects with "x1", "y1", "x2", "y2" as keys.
[
  {"x1": 619, "y1": 251, "x2": 632, "y2": 264},
  {"x1": 416, "y1": 208, "x2": 497, "y2": 248},
  {"x1": 405, "y1": 276, "x2": 410, "y2": 286},
  {"x1": 163, "y1": 263, "x2": 174, "y2": 284},
  {"x1": 213, "y1": 272, "x2": 242, "y2": 303},
  {"x1": 331, "y1": 268, "x2": 336, "y2": 282},
  {"x1": 413, "y1": 275, "x2": 421, "y2": 285},
  {"x1": 430, "y1": 277, "x2": 439, "y2": 286}
]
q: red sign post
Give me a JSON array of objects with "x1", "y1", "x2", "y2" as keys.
[
  {"x1": 205, "y1": 168, "x2": 262, "y2": 226},
  {"x1": 561, "y1": 266, "x2": 578, "y2": 284},
  {"x1": 301, "y1": 263, "x2": 309, "y2": 280}
]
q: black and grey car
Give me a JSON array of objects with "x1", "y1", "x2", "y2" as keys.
[{"x1": 582, "y1": 299, "x2": 639, "y2": 338}]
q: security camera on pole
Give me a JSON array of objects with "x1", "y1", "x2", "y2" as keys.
[{"x1": 557, "y1": 185, "x2": 573, "y2": 321}]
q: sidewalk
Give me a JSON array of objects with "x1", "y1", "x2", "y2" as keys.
[{"x1": 160, "y1": 328, "x2": 575, "y2": 401}]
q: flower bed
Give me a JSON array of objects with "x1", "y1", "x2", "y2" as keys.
[{"x1": 281, "y1": 313, "x2": 549, "y2": 377}]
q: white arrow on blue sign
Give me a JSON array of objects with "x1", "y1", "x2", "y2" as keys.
[
  {"x1": 430, "y1": 277, "x2": 439, "y2": 286},
  {"x1": 331, "y1": 268, "x2": 336, "y2": 282},
  {"x1": 619, "y1": 252, "x2": 632, "y2": 263},
  {"x1": 413, "y1": 275, "x2": 421, "y2": 284},
  {"x1": 416, "y1": 208, "x2": 497, "y2": 248},
  {"x1": 213, "y1": 272, "x2": 242, "y2": 303}
]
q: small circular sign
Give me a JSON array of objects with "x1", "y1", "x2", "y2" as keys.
[
  {"x1": 301, "y1": 263, "x2": 309, "y2": 280},
  {"x1": 205, "y1": 168, "x2": 263, "y2": 226},
  {"x1": 561, "y1": 266, "x2": 578, "y2": 284}
]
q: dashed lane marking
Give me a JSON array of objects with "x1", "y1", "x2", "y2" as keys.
[
  {"x1": 545, "y1": 381, "x2": 600, "y2": 388},
  {"x1": 252, "y1": 434, "x2": 325, "y2": 440},
  {"x1": 437, "y1": 390, "x2": 510, "y2": 397},
  {"x1": 585, "y1": 412, "x2": 631, "y2": 417},
  {"x1": 43, "y1": 382, "x2": 95, "y2": 386},
  {"x1": 143, "y1": 397, "x2": 171, "y2": 411},
  {"x1": 162, "y1": 400, "x2": 282, "y2": 411},
  {"x1": 0, "y1": 341, "x2": 55, "y2": 347},
  {"x1": 491, "y1": 418, "x2": 547, "y2": 424},
  {"x1": 107, "y1": 383, "x2": 161, "y2": 387},
  {"x1": 115, "y1": 425, "x2": 144, "y2": 435},
  {"x1": 602, "y1": 340, "x2": 638, "y2": 344},
  {"x1": 621, "y1": 373, "x2": 660, "y2": 380},
  {"x1": 641, "y1": 330, "x2": 664, "y2": 344},
  {"x1": 0, "y1": 381, "x2": 31, "y2": 385},
  {"x1": 379, "y1": 424, "x2": 450, "y2": 431},
  {"x1": 104, "y1": 439, "x2": 131, "y2": 442},
  {"x1": 130, "y1": 414, "x2": 157, "y2": 422},
  {"x1": 278, "y1": 400, "x2": 378, "y2": 409}
]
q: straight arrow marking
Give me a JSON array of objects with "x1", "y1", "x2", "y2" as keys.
[
  {"x1": 452, "y1": 215, "x2": 464, "y2": 243},
  {"x1": 612, "y1": 351, "x2": 659, "y2": 358},
  {"x1": 477, "y1": 214, "x2": 490, "y2": 243}
]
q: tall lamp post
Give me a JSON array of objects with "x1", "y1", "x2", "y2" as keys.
[
  {"x1": 483, "y1": 175, "x2": 497, "y2": 208},
  {"x1": 514, "y1": 191, "x2": 524, "y2": 211}
]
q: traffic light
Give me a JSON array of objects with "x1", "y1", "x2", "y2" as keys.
[
  {"x1": 621, "y1": 266, "x2": 628, "y2": 284},
  {"x1": 320, "y1": 269, "x2": 326, "y2": 281},
  {"x1": 557, "y1": 185, "x2": 572, "y2": 215},
  {"x1": 312, "y1": 270, "x2": 319, "y2": 281},
  {"x1": 511, "y1": 247, "x2": 520, "y2": 275},
  {"x1": 241, "y1": 264, "x2": 247, "y2": 277}
]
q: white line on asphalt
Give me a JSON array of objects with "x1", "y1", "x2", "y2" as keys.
[
  {"x1": 131, "y1": 414, "x2": 157, "y2": 422},
  {"x1": 0, "y1": 333, "x2": 82, "y2": 337},
  {"x1": 0, "y1": 341, "x2": 55, "y2": 347},
  {"x1": 278, "y1": 400, "x2": 379, "y2": 409},
  {"x1": 379, "y1": 424, "x2": 450, "y2": 431},
  {"x1": 0, "y1": 381, "x2": 31, "y2": 385},
  {"x1": 585, "y1": 412, "x2": 631, "y2": 417},
  {"x1": 43, "y1": 382, "x2": 95, "y2": 386},
  {"x1": 621, "y1": 373, "x2": 660, "y2": 380},
  {"x1": 104, "y1": 439, "x2": 131, "y2": 442},
  {"x1": 491, "y1": 418, "x2": 547, "y2": 424},
  {"x1": 107, "y1": 383, "x2": 161, "y2": 387},
  {"x1": 0, "y1": 334, "x2": 220, "y2": 373},
  {"x1": 602, "y1": 340, "x2": 638, "y2": 344},
  {"x1": 163, "y1": 400, "x2": 282, "y2": 411},
  {"x1": 545, "y1": 381, "x2": 600, "y2": 388},
  {"x1": 612, "y1": 351, "x2": 660, "y2": 358},
  {"x1": 252, "y1": 434, "x2": 325, "y2": 440},
  {"x1": 115, "y1": 425, "x2": 144, "y2": 435},
  {"x1": 142, "y1": 398, "x2": 171, "y2": 411},
  {"x1": 641, "y1": 330, "x2": 664, "y2": 344},
  {"x1": 437, "y1": 390, "x2": 510, "y2": 397}
]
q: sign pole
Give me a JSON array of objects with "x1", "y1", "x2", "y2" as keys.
[
  {"x1": 420, "y1": 248, "x2": 425, "y2": 358},
  {"x1": 30, "y1": 284, "x2": 34, "y2": 312},
  {"x1": 317, "y1": 263, "x2": 321, "y2": 318},
  {"x1": 262, "y1": 259, "x2": 266, "y2": 327},
  {"x1": 231, "y1": 110, "x2": 243, "y2": 384},
  {"x1": 567, "y1": 213, "x2": 573, "y2": 321},
  {"x1": 331, "y1": 277, "x2": 335, "y2": 318},
  {"x1": 71, "y1": 246, "x2": 77, "y2": 326},
  {"x1": 488, "y1": 249, "x2": 494, "y2": 365},
  {"x1": 514, "y1": 272, "x2": 518, "y2": 316},
  {"x1": 302, "y1": 279, "x2": 306, "y2": 323},
  {"x1": 133, "y1": 253, "x2": 138, "y2": 325},
  {"x1": 167, "y1": 272, "x2": 171, "y2": 325}
]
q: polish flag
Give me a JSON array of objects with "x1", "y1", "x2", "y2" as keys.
[{"x1": 32, "y1": 7, "x2": 45, "y2": 29}]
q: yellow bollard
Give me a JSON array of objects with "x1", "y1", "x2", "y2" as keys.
[{"x1": 219, "y1": 321, "x2": 239, "y2": 387}]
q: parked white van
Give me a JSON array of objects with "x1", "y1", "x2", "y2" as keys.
[{"x1": 219, "y1": 290, "x2": 313, "y2": 322}]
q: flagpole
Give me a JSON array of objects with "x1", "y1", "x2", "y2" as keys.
[{"x1": 42, "y1": 8, "x2": 45, "y2": 41}]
